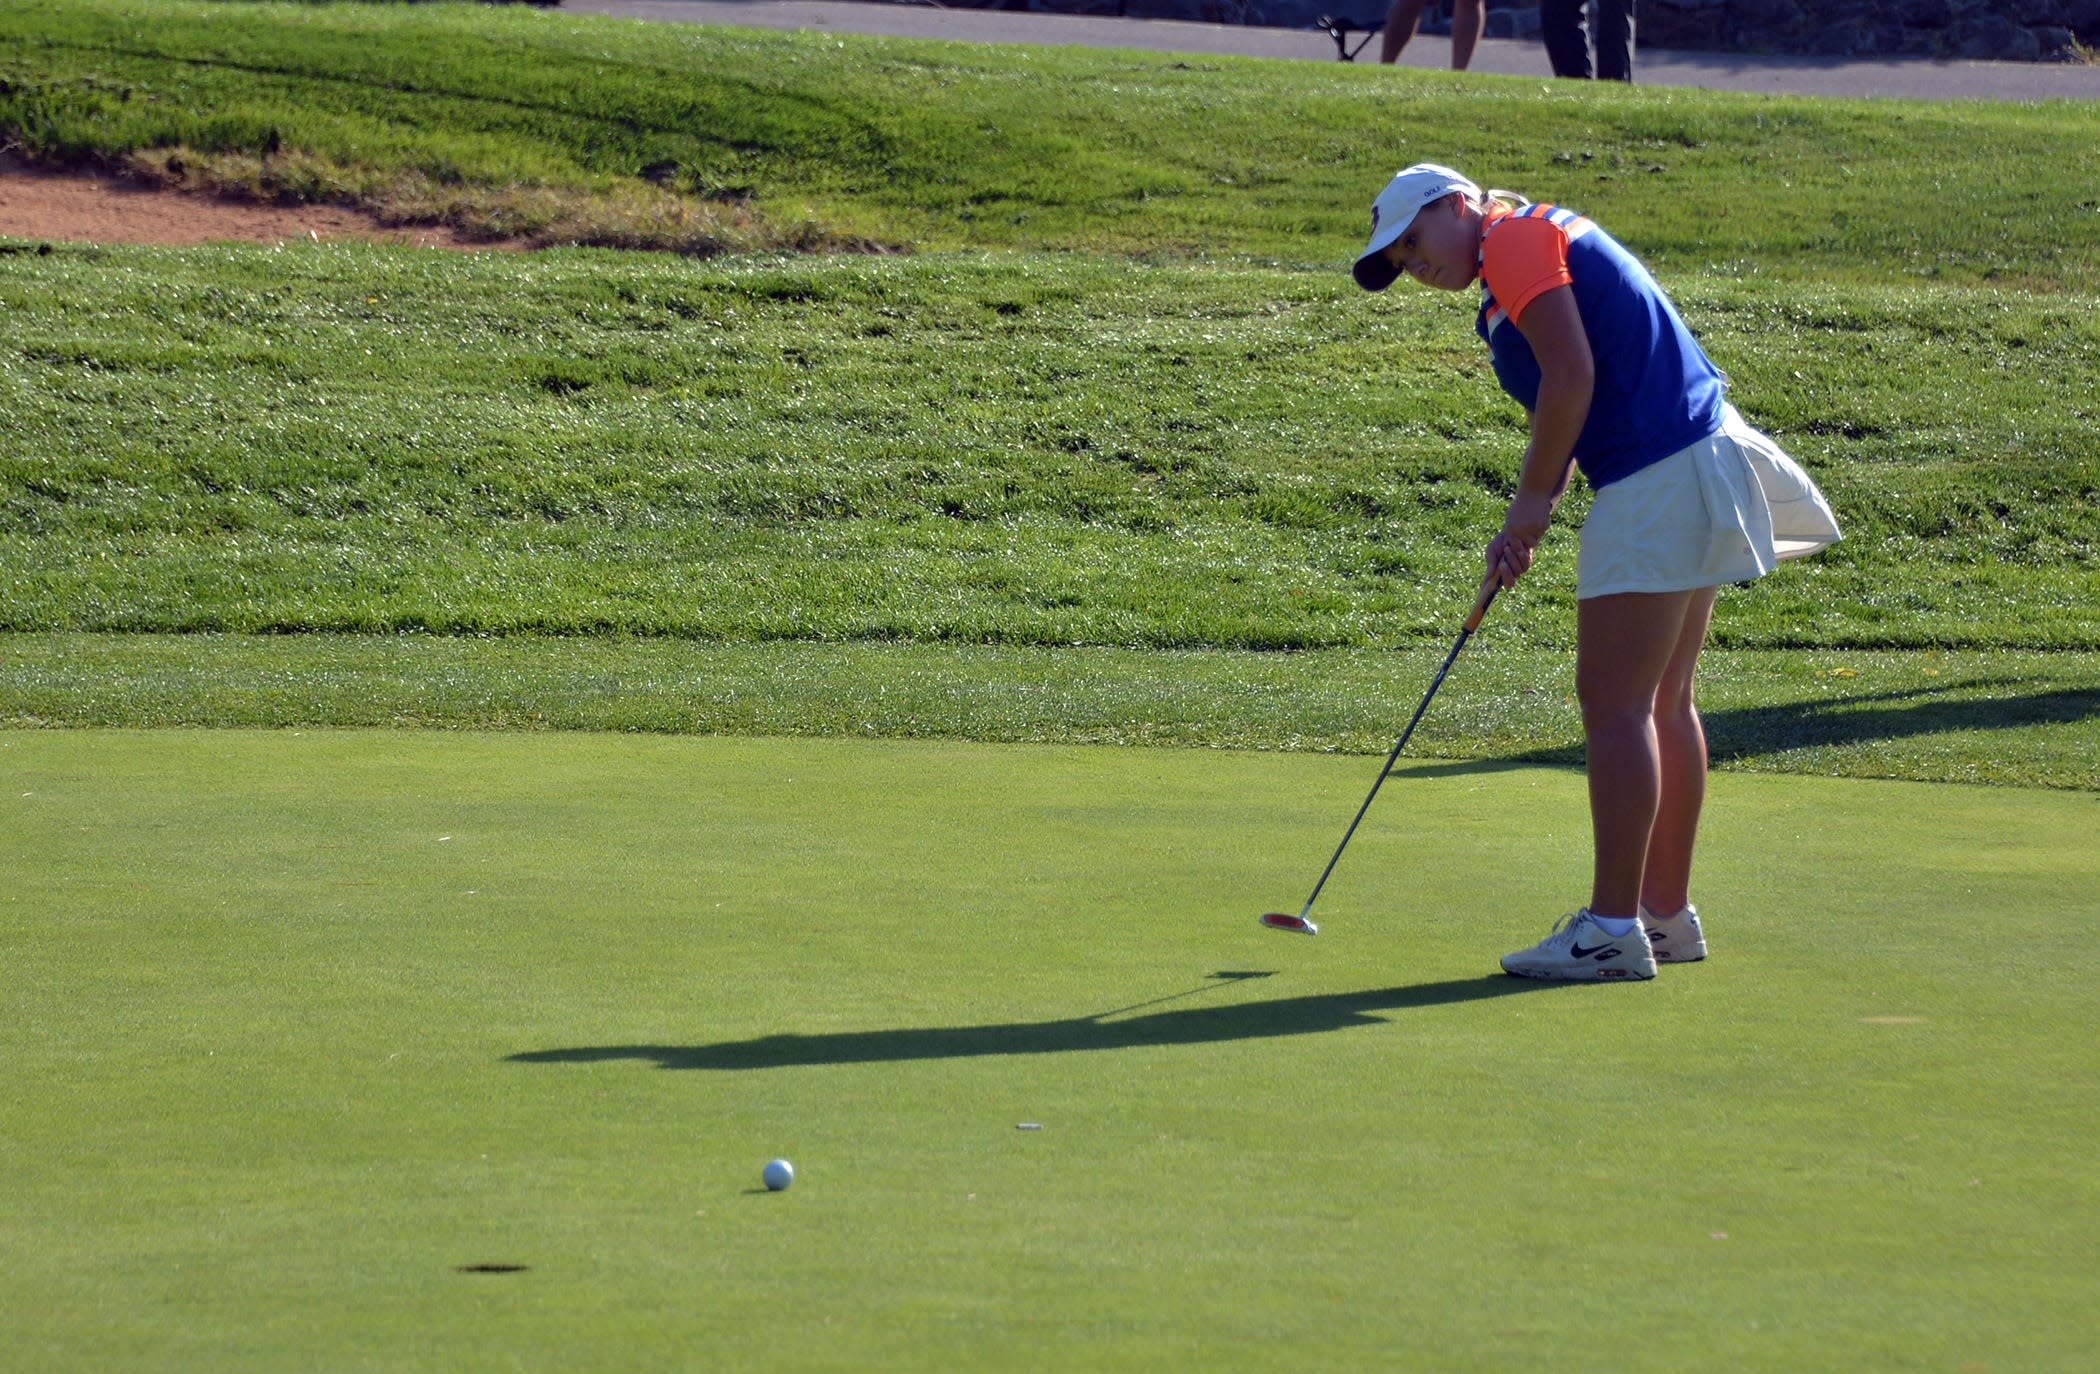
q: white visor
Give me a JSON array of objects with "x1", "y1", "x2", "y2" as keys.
[{"x1": 1352, "y1": 163, "x2": 1481, "y2": 291}]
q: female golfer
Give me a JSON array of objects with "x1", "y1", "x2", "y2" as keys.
[{"x1": 1352, "y1": 163, "x2": 1839, "y2": 981}]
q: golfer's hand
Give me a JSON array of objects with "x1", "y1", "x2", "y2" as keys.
[{"x1": 1487, "y1": 493, "x2": 1553, "y2": 588}]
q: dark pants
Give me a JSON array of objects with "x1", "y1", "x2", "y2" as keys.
[{"x1": 1541, "y1": 0, "x2": 1635, "y2": 81}]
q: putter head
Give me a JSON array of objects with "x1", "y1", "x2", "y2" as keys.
[{"x1": 1260, "y1": 912, "x2": 1319, "y2": 936}]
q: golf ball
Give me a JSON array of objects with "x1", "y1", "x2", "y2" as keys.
[{"x1": 762, "y1": 1158, "x2": 794, "y2": 1191}]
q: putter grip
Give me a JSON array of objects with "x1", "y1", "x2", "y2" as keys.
[{"x1": 1464, "y1": 577, "x2": 1499, "y2": 633}]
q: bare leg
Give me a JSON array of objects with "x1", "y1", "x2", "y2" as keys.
[
  {"x1": 1450, "y1": 0, "x2": 1484, "y2": 68},
  {"x1": 1642, "y1": 586, "x2": 1716, "y2": 914},
  {"x1": 1380, "y1": 0, "x2": 1428, "y2": 62},
  {"x1": 1576, "y1": 589, "x2": 1701, "y2": 917}
]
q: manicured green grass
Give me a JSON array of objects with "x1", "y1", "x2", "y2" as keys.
[
  {"x1": 4, "y1": 243, "x2": 2095, "y2": 654},
  {"x1": 4, "y1": 730, "x2": 2096, "y2": 1370},
  {"x1": 5, "y1": 0, "x2": 2099, "y2": 288}
]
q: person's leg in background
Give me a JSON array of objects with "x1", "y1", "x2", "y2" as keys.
[
  {"x1": 1450, "y1": 0, "x2": 1485, "y2": 69},
  {"x1": 1379, "y1": 0, "x2": 1429, "y2": 63},
  {"x1": 1539, "y1": 0, "x2": 1594, "y2": 77},
  {"x1": 1595, "y1": 0, "x2": 1636, "y2": 80}
]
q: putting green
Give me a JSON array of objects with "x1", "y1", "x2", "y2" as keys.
[{"x1": 4, "y1": 731, "x2": 2094, "y2": 1371}]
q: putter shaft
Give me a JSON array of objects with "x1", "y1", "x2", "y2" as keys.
[{"x1": 1282, "y1": 578, "x2": 1499, "y2": 929}]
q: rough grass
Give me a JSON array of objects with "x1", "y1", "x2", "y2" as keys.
[
  {"x1": 5, "y1": 635, "x2": 2097, "y2": 790},
  {"x1": 2, "y1": 244, "x2": 2094, "y2": 654}
]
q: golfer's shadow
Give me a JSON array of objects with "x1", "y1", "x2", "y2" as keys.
[{"x1": 508, "y1": 973, "x2": 1556, "y2": 1072}]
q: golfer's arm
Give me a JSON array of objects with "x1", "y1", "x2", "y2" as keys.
[{"x1": 1512, "y1": 285, "x2": 1593, "y2": 508}]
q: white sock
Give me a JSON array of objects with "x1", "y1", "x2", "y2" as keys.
[{"x1": 1586, "y1": 911, "x2": 1639, "y2": 937}]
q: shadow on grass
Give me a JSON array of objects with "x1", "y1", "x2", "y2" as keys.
[
  {"x1": 1401, "y1": 680, "x2": 2100, "y2": 777},
  {"x1": 509, "y1": 974, "x2": 1557, "y2": 1071},
  {"x1": 1703, "y1": 681, "x2": 2100, "y2": 762}
]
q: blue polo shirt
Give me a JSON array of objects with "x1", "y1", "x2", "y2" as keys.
[{"x1": 1475, "y1": 202, "x2": 1726, "y2": 488}]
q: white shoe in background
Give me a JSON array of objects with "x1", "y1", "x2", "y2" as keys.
[{"x1": 1640, "y1": 903, "x2": 1708, "y2": 963}]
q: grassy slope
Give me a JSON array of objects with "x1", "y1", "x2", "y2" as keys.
[
  {"x1": 5, "y1": 731, "x2": 2097, "y2": 1371},
  {"x1": 2, "y1": 0, "x2": 2098, "y2": 286},
  {"x1": 1, "y1": 1, "x2": 2096, "y2": 788},
  {"x1": 2, "y1": 245, "x2": 2094, "y2": 651}
]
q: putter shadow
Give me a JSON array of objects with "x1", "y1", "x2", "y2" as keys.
[{"x1": 508, "y1": 974, "x2": 1558, "y2": 1072}]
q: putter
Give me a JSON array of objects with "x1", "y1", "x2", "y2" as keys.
[{"x1": 1261, "y1": 575, "x2": 1500, "y2": 935}]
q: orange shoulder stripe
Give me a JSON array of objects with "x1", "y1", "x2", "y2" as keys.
[{"x1": 1481, "y1": 214, "x2": 1573, "y2": 327}]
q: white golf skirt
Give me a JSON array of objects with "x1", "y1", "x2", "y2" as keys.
[{"x1": 1576, "y1": 405, "x2": 1841, "y2": 600}]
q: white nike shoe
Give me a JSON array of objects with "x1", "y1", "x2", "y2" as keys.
[
  {"x1": 1640, "y1": 903, "x2": 1708, "y2": 963},
  {"x1": 1500, "y1": 910, "x2": 1657, "y2": 982}
]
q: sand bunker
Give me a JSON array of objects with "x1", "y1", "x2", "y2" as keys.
[{"x1": 0, "y1": 158, "x2": 513, "y2": 250}]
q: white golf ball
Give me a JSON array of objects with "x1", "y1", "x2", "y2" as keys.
[{"x1": 762, "y1": 1158, "x2": 794, "y2": 1191}]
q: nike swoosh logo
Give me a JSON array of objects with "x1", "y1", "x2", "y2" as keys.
[{"x1": 1569, "y1": 942, "x2": 1620, "y2": 960}]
